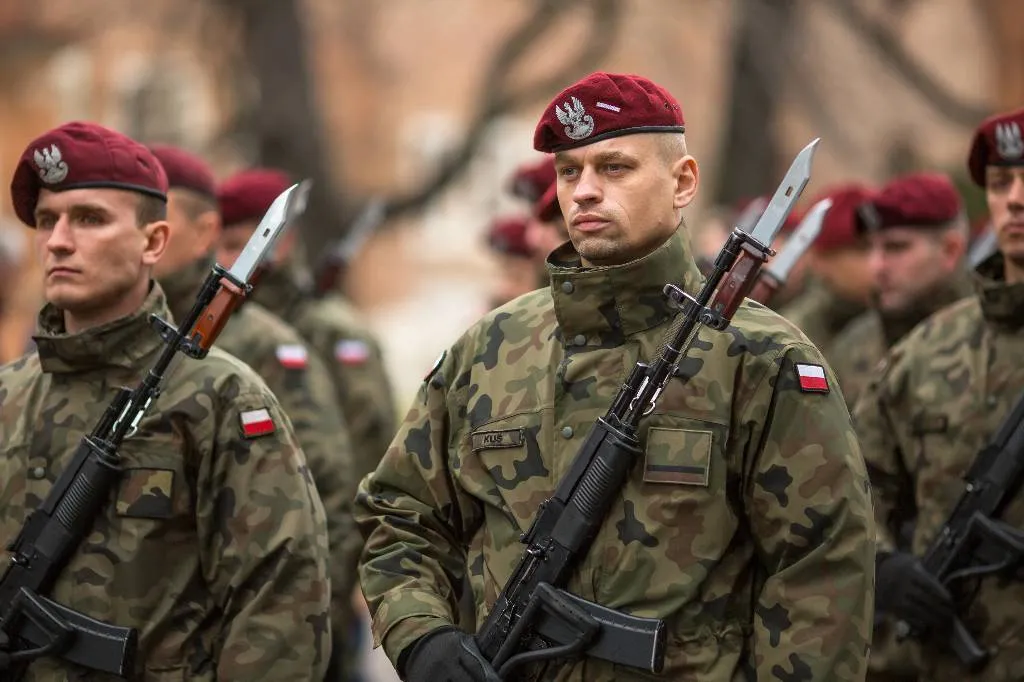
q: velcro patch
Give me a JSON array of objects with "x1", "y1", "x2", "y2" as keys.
[
  {"x1": 335, "y1": 339, "x2": 370, "y2": 366},
  {"x1": 643, "y1": 427, "x2": 711, "y2": 487},
  {"x1": 911, "y1": 413, "x2": 949, "y2": 435},
  {"x1": 795, "y1": 363, "x2": 829, "y2": 393},
  {"x1": 471, "y1": 428, "x2": 525, "y2": 452},
  {"x1": 116, "y1": 468, "x2": 175, "y2": 519},
  {"x1": 240, "y1": 408, "x2": 276, "y2": 438},
  {"x1": 276, "y1": 343, "x2": 308, "y2": 369}
]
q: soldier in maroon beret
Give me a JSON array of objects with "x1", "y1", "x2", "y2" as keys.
[
  {"x1": 829, "y1": 172, "x2": 971, "y2": 408},
  {"x1": 356, "y1": 72, "x2": 873, "y2": 682},
  {"x1": 0, "y1": 123, "x2": 332, "y2": 678},
  {"x1": 778, "y1": 183, "x2": 875, "y2": 354},
  {"x1": 484, "y1": 215, "x2": 539, "y2": 309},
  {"x1": 506, "y1": 155, "x2": 556, "y2": 203}
]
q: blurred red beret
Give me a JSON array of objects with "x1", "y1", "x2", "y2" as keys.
[
  {"x1": 11, "y1": 121, "x2": 168, "y2": 227},
  {"x1": 508, "y1": 156, "x2": 556, "y2": 202},
  {"x1": 217, "y1": 168, "x2": 292, "y2": 227},
  {"x1": 858, "y1": 172, "x2": 961, "y2": 232},
  {"x1": 534, "y1": 72, "x2": 685, "y2": 154},
  {"x1": 809, "y1": 184, "x2": 875, "y2": 252},
  {"x1": 967, "y1": 107, "x2": 1024, "y2": 187},
  {"x1": 486, "y1": 216, "x2": 532, "y2": 258},
  {"x1": 149, "y1": 144, "x2": 216, "y2": 199},
  {"x1": 533, "y1": 182, "x2": 561, "y2": 223}
]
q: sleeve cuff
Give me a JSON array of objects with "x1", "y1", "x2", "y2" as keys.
[{"x1": 382, "y1": 615, "x2": 454, "y2": 671}]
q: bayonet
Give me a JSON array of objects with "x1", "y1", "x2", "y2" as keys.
[
  {"x1": 746, "y1": 138, "x2": 819, "y2": 247},
  {"x1": 762, "y1": 196, "x2": 831, "y2": 285},
  {"x1": 228, "y1": 180, "x2": 312, "y2": 285}
]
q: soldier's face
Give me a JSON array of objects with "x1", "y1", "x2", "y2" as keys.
[
  {"x1": 525, "y1": 217, "x2": 568, "y2": 266},
  {"x1": 985, "y1": 165, "x2": 1024, "y2": 267},
  {"x1": 490, "y1": 253, "x2": 540, "y2": 308},
  {"x1": 33, "y1": 188, "x2": 167, "y2": 326},
  {"x1": 554, "y1": 134, "x2": 698, "y2": 267},
  {"x1": 866, "y1": 227, "x2": 962, "y2": 313},
  {"x1": 811, "y1": 243, "x2": 872, "y2": 304},
  {"x1": 154, "y1": 189, "x2": 219, "y2": 278}
]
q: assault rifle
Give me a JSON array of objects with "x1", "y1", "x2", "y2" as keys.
[
  {"x1": 0, "y1": 181, "x2": 312, "y2": 680},
  {"x1": 474, "y1": 139, "x2": 819, "y2": 679},
  {"x1": 748, "y1": 197, "x2": 830, "y2": 306},
  {"x1": 895, "y1": 389, "x2": 1024, "y2": 672},
  {"x1": 314, "y1": 196, "x2": 385, "y2": 295}
]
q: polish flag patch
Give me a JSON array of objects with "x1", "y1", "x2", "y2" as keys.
[
  {"x1": 275, "y1": 344, "x2": 308, "y2": 369},
  {"x1": 795, "y1": 363, "x2": 829, "y2": 393},
  {"x1": 335, "y1": 339, "x2": 370, "y2": 366},
  {"x1": 240, "y1": 408, "x2": 276, "y2": 438}
]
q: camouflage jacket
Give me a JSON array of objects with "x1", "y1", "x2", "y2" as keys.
[
  {"x1": 160, "y1": 255, "x2": 358, "y2": 627},
  {"x1": 254, "y1": 261, "x2": 397, "y2": 497},
  {"x1": 777, "y1": 281, "x2": 865, "y2": 360},
  {"x1": 0, "y1": 284, "x2": 332, "y2": 681},
  {"x1": 854, "y1": 253, "x2": 1024, "y2": 681},
  {"x1": 830, "y1": 273, "x2": 974, "y2": 408},
  {"x1": 356, "y1": 231, "x2": 875, "y2": 681}
]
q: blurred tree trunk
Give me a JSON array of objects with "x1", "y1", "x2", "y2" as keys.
[
  {"x1": 712, "y1": 0, "x2": 797, "y2": 207},
  {"x1": 217, "y1": 0, "x2": 346, "y2": 269},
  {"x1": 977, "y1": 0, "x2": 1024, "y2": 113}
]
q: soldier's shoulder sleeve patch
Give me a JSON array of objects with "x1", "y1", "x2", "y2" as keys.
[
  {"x1": 794, "y1": 362, "x2": 829, "y2": 393},
  {"x1": 239, "y1": 407, "x2": 276, "y2": 438},
  {"x1": 334, "y1": 339, "x2": 371, "y2": 366},
  {"x1": 275, "y1": 343, "x2": 308, "y2": 369}
]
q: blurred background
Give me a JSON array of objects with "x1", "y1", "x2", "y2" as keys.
[{"x1": 0, "y1": 0, "x2": 1019, "y2": 678}]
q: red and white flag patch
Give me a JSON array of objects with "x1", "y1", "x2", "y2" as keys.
[
  {"x1": 335, "y1": 339, "x2": 370, "y2": 366},
  {"x1": 240, "y1": 408, "x2": 276, "y2": 438},
  {"x1": 795, "y1": 363, "x2": 829, "y2": 393},
  {"x1": 275, "y1": 344, "x2": 308, "y2": 370}
]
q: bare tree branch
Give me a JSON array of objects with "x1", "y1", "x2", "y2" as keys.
[{"x1": 826, "y1": 0, "x2": 990, "y2": 125}]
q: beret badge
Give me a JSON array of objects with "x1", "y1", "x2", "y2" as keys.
[
  {"x1": 995, "y1": 122, "x2": 1024, "y2": 161},
  {"x1": 555, "y1": 96, "x2": 595, "y2": 141},
  {"x1": 34, "y1": 144, "x2": 68, "y2": 184}
]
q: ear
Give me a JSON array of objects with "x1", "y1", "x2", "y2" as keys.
[
  {"x1": 193, "y1": 210, "x2": 223, "y2": 256},
  {"x1": 140, "y1": 220, "x2": 170, "y2": 266},
  {"x1": 671, "y1": 155, "x2": 699, "y2": 210},
  {"x1": 940, "y1": 227, "x2": 968, "y2": 269}
]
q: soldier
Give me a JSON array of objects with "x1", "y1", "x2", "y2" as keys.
[
  {"x1": 854, "y1": 107, "x2": 1024, "y2": 681},
  {"x1": 484, "y1": 215, "x2": 540, "y2": 310},
  {"x1": 507, "y1": 155, "x2": 556, "y2": 205},
  {"x1": 354, "y1": 72, "x2": 874, "y2": 681},
  {"x1": 215, "y1": 169, "x2": 397, "y2": 681},
  {"x1": 830, "y1": 172, "x2": 972, "y2": 408},
  {"x1": 148, "y1": 144, "x2": 359, "y2": 676},
  {"x1": 778, "y1": 183, "x2": 874, "y2": 354},
  {"x1": 0, "y1": 122, "x2": 331, "y2": 678}
]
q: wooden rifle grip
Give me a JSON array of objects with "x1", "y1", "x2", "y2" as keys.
[
  {"x1": 708, "y1": 245, "x2": 768, "y2": 323},
  {"x1": 747, "y1": 273, "x2": 780, "y2": 306},
  {"x1": 192, "y1": 279, "x2": 245, "y2": 351}
]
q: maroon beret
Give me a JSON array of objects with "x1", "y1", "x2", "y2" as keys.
[
  {"x1": 217, "y1": 168, "x2": 292, "y2": 227},
  {"x1": 507, "y1": 156, "x2": 556, "y2": 202},
  {"x1": 10, "y1": 121, "x2": 168, "y2": 227},
  {"x1": 534, "y1": 72, "x2": 685, "y2": 153},
  {"x1": 810, "y1": 184, "x2": 874, "y2": 252},
  {"x1": 533, "y1": 182, "x2": 561, "y2": 223},
  {"x1": 858, "y1": 172, "x2": 961, "y2": 233},
  {"x1": 149, "y1": 144, "x2": 216, "y2": 199},
  {"x1": 967, "y1": 107, "x2": 1024, "y2": 187},
  {"x1": 486, "y1": 216, "x2": 532, "y2": 258}
]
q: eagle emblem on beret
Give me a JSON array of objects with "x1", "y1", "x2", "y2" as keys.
[
  {"x1": 556, "y1": 96, "x2": 595, "y2": 141},
  {"x1": 995, "y1": 122, "x2": 1024, "y2": 161},
  {"x1": 33, "y1": 144, "x2": 69, "y2": 184}
]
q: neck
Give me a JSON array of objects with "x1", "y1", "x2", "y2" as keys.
[
  {"x1": 1005, "y1": 257, "x2": 1024, "y2": 285},
  {"x1": 63, "y1": 279, "x2": 150, "y2": 334}
]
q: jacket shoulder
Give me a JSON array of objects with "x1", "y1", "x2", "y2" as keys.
[
  {"x1": 302, "y1": 294, "x2": 375, "y2": 341},
  {"x1": 452, "y1": 288, "x2": 555, "y2": 360},
  {"x1": 171, "y1": 345, "x2": 278, "y2": 401},
  {"x1": 0, "y1": 351, "x2": 43, "y2": 400},
  {"x1": 732, "y1": 298, "x2": 821, "y2": 355}
]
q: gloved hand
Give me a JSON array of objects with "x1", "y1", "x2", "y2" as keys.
[
  {"x1": 0, "y1": 630, "x2": 11, "y2": 671},
  {"x1": 402, "y1": 627, "x2": 501, "y2": 682},
  {"x1": 876, "y1": 551, "x2": 956, "y2": 633}
]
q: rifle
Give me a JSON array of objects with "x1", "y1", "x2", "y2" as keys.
[
  {"x1": 474, "y1": 139, "x2": 819, "y2": 679},
  {"x1": 698, "y1": 196, "x2": 770, "y2": 277},
  {"x1": 894, "y1": 389, "x2": 1024, "y2": 672},
  {"x1": 314, "y1": 196, "x2": 386, "y2": 295},
  {"x1": 748, "y1": 197, "x2": 830, "y2": 306},
  {"x1": 0, "y1": 181, "x2": 312, "y2": 680}
]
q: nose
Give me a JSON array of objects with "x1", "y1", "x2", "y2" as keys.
[
  {"x1": 44, "y1": 214, "x2": 75, "y2": 256},
  {"x1": 866, "y1": 246, "x2": 886, "y2": 282},
  {"x1": 1009, "y1": 176, "x2": 1024, "y2": 212},
  {"x1": 571, "y1": 166, "x2": 602, "y2": 207}
]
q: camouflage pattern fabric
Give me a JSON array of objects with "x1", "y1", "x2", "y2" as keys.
[
  {"x1": 356, "y1": 231, "x2": 875, "y2": 681},
  {"x1": 854, "y1": 252, "x2": 1024, "y2": 681},
  {"x1": 160, "y1": 254, "x2": 359, "y2": 649},
  {"x1": 830, "y1": 273, "x2": 974, "y2": 408},
  {"x1": 777, "y1": 280, "x2": 866, "y2": 360},
  {"x1": 0, "y1": 283, "x2": 332, "y2": 681}
]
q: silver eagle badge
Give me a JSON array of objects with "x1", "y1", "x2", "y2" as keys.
[
  {"x1": 995, "y1": 122, "x2": 1024, "y2": 161},
  {"x1": 555, "y1": 96, "x2": 596, "y2": 141},
  {"x1": 33, "y1": 144, "x2": 69, "y2": 184}
]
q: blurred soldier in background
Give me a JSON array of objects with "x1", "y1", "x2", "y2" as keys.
[{"x1": 484, "y1": 215, "x2": 540, "y2": 309}]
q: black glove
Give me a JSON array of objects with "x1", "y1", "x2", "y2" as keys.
[
  {"x1": 402, "y1": 627, "x2": 501, "y2": 682},
  {"x1": 0, "y1": 630, "x2": 11, "y2": 671},
  {"x1": 876, "y1": 551, "x2": 956, "y2": 633}
]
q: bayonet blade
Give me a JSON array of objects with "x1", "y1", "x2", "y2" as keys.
[
  {"x1": 227, "y1": 179, "x2": 313, "y2": 284},
  {"x1": 763, "y1": 197, "x2": 832, "y2": 284},
  {"x1": 744, "y1": 138, "x2": 820, "y2": 247},
  {"x1": 735, "y1": 195, "x2": 768, "y2": 233},
  {"x1": 335, "y1": 196, "x2": 385, "y2": 264}
]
